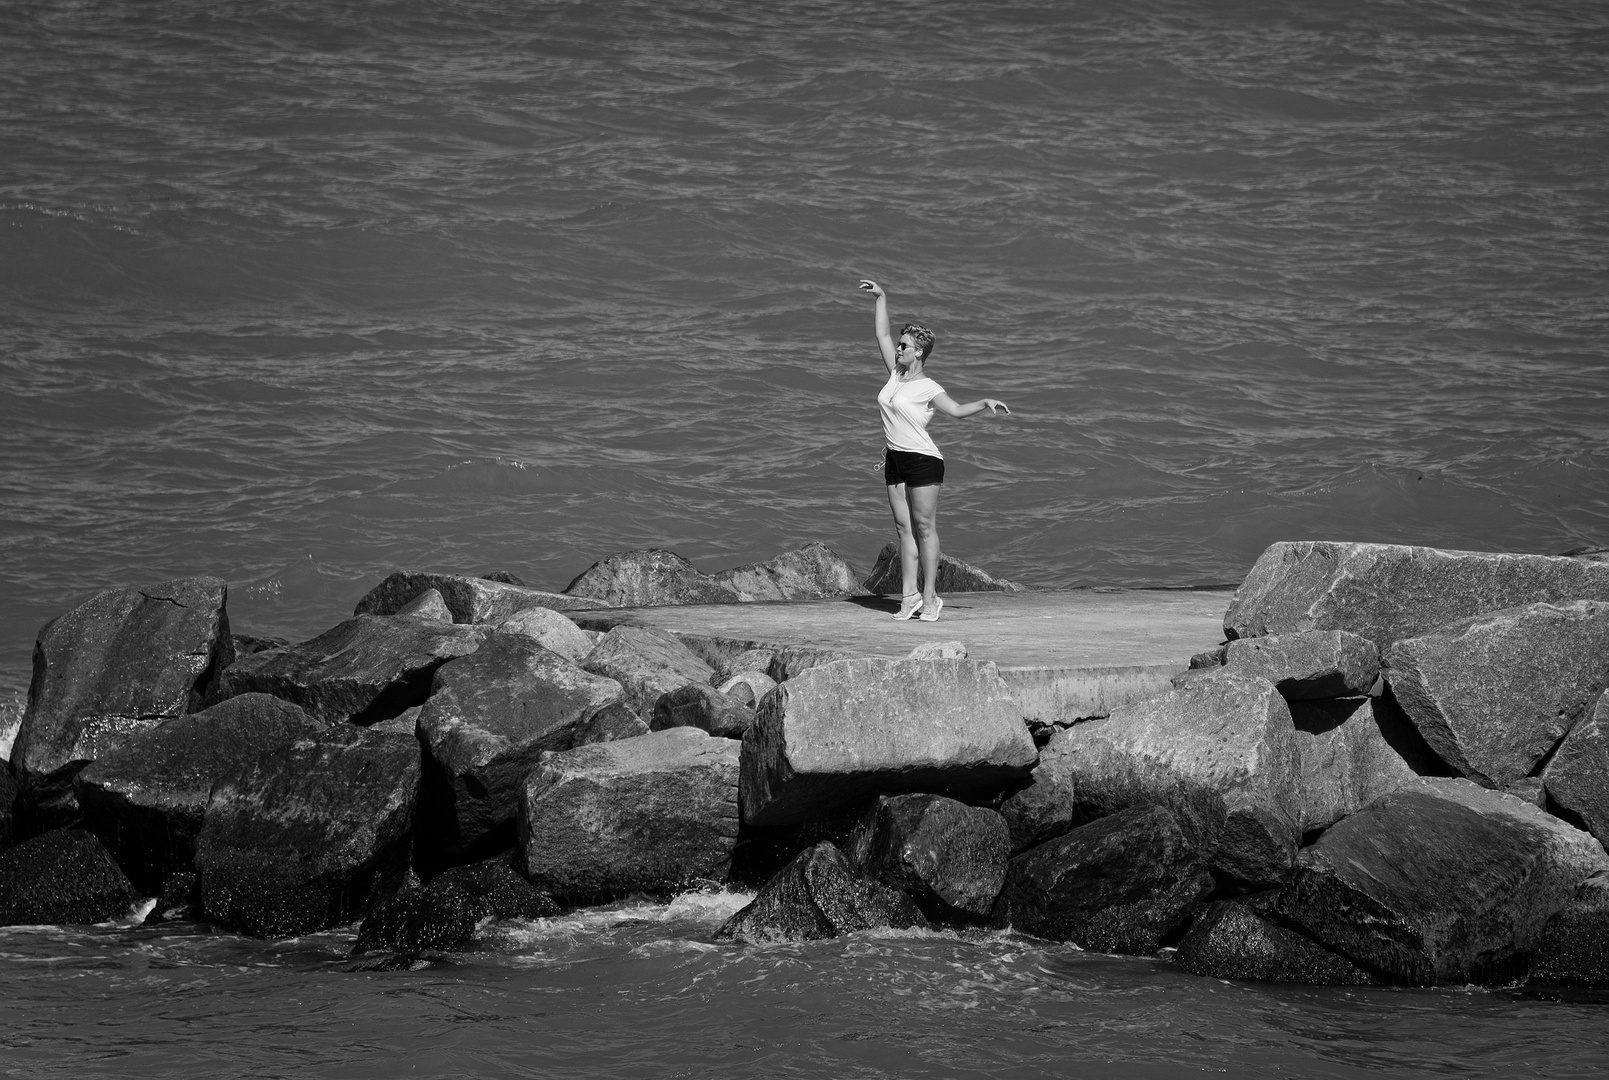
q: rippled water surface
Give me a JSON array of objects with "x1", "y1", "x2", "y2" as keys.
[{"x1": 3, "y1": 0, "x2": 1608, "y2": 1070}]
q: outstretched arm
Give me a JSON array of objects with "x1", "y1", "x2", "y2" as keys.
[
  {"x1": 858, "y1": 279, "x2": 897, "y2": 374},
  {"x1": 932, "y1": 393, "x2": 1011, "y2": 419}
]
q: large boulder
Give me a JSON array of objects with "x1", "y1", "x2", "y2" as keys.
[
  {"x1": 1038, "y1": 669, "x2": 1300, "y2": 887},
  {"x1": 717, "y1": 841, "x2": 929, "y2": 942},
  {"x1": 1277, "y1": 777, "x2": 1609, "y2": 985},
  {"x1": 740, "y1": 657, "x2": 1036, "y2": 828},
  {"x1": 1382, "y1": 601, "x2": 1609, "y2": 788},
  {"x1": 353, "y1": 858, "x2": 558, "y2": 956},
  {"x1": 997, "y1": 803, "x2": 1213, "y2": 954},
  {"x1": 1542, "y1": 692, "x2": 1609, "y2": 845},
  {"x1": 72, "y1": 693, "x2": 324, "y2": 896},
  {"x1": 1223, "y1": 630, "x2": 1378, "y2": 701},
  {"x1": 1174, "y1": 898, "x2": 1380, "y2": 985},
  {"x1": 845, "y1": 793, "x2": 1010, "y2": 920},
  {"x1": 580, "y1": 626, "x2": 714, "y2": 722},
  {"x1": 0, "y1": 767, "x2": 16, "y2": 850},
  {"x1": 0, "y1": 828, "x2": 140, "y2": 926},
  {"x1": 355, "y1": 570, "x2": 604, "y2": 621},
  {"x1": 494, "y1": 606, "x2": 594, "y2": 662},
  {"x1": 711, "y1": 542, "x2": 863, "y2": 601},
  {"x1": 862, "y1": 543, "x2": 1020, "y2": 595},
  {"x1": 516, "y1": 728, "x2": 740, "y2": 904},
  {"x1": 214, "y1": 615, "x2": 487, "y2": 726},
  {"x1": 12, "y1": 577, "x2": 233, "y2": 832},
  {"x1": 1225, "y1": 541, "x2": 1609, "y2": 647},
  {"x1": 652, "y1": 682, "x2": 754, "y2": 740},
  {"x1": 997, "y1": 768, "x2": 1080, "y2": 854},
  {"x1": 1290, "y1": 698, "x2": 1422, "y2": 833},
  {"x1": 196, "y1": 726, "x2": 420, "y2": 938},
  {"x1": 415, "y1": 633, "x2": 632, "y2": 863},
  {"x1": 1526, "y1": 871, "x2": 1609, "y2": 989},
  {"x1": 564, "y1": 549, "x2": 740, "y2": 607}
]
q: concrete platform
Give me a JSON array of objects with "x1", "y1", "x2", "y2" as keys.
[{"x1": 573, "y1": 588, "x2": 1236, "y2": 722}]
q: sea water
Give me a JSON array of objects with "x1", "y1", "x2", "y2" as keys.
[{"x1": 2, "y1": 1, "x2": 1608, "y2": 1073}]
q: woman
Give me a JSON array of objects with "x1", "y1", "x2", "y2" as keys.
[{"x1": 858, "y1": 279, "x2": 1010, "y2": 622}]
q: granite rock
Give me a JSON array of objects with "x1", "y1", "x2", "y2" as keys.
[
  {"x1": 1290, "y1": 697, "x2": 1422, "y2": 833},
  {"x1": 356, "y1": 570, "x2": 604, "y2": 621},
  {"x1": 517, "y1": 728, "x2": 741, "y2": 904},
  {"x1": 0, "y1": 828, "x2": 140, "y2": 926},
  {"x1": 581, "y1": 625, "x2": 715, "y2": 723},
  {"x1": 845, "y1": 793, "x2": 1010, "y2": 920},
  {"x1": 494, "y1": 606, "x2": 594, "y2": 662},
  {"x1": 862, "y1": 543, "x2": 1021, "y2": 595},
  {"x1": 353, "y1": 858, "x2": 558, "y2": 955},
  {"x1": 715, "y1": 670, "x2": 776, "y2": 709},
  {"x1": 396, "y1": 588, "x2": 453, "y2": 622},
  {"x1": 1527, "y1": 871, "x2": 1609, "y2": 989},
  {"x1": 740, "y1": 657, "x2": 1036, "y2": 828},
  {"x1": 1224, "y1": 630, "x2": 1379, "y2": 700},
  {"x1": 997, "y1": 766, "x2": 1080, "y2": 854},
  {"x1": 711, "y1": 542, "x2": 863, "y2": 601},
  {"x1": 1174, "y1": 898, "x2": 1381, "y2": 985},
  {"x1": 564, "y1": 549, "x2": 740, "y2": 607},
  {"x1": 652, "y1": 682, "x2": 754, "y2": 740},
  {"x1": 1383, "y1": 601, "x2": 1609, "y2": 787},
  {"x1": 1543, "y1": 693, "x2": 1609, "y2": 844},
  {"x1": 717, "y1": 841, "x2": 929, "y2": 942}
]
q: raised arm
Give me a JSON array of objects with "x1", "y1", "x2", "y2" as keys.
[
  {"x1": 932, "y1": 393, "x2": 1011, "y2": 419},
  {"x1": 858, "y1": 279, "x2": 897, "y2": 374}
]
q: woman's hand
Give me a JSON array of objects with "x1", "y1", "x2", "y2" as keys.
[
  {"x1": 858, "y1": 279, "x2": 885, "y2": 299},
  {"x1": 981, "y1": 399, "x2": 1011, "y2": 415}
]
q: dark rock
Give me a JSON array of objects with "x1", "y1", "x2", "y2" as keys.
[
  {"x1": 494, "y1": 606, "x2": 593, "y2": 662},
  {"x1": 1290, "y1": 698, "x2": 1420, "y2": 832},
  {"x1": 580, "y1": 626, "x2": 714, "y2": 722},
  {"x1": 1527, "y1": 872, "x2": 1609, "y2": 988},
  {"x1": 72, "y1": 694, "x2": 324, "y2": 895},
  {"x1": 717, "y1": 841, "x2": 929, "y2": 942},
  {"x1": 1174, "y1": 900, "x2": 1381, "y2": 985},
  {"x1": 233, "y1": 634, "x2": 289, "y2": 656},
  {"x1": 1224, "y1": 630, "x2": 1379, "y2": 700},
  {"x1": 998, "y1": 804, "x2": 1213, "y2": 954},
  {"x1": 355, "y1": 570, "x2": 604, "y2": 621},
  {"x1": 0, "y1": 767, "x2": 16, "y2": 849},
  {"x1": 1224, "y1": 541, "x2": 1609, "y2": 648},
  {"x1": 1506, "y1": 777, "x2": 1547, "y2": 808},
  {"x1": 517, "y1": 728, "x2": 740, "y2": 904},
  {"x1": 1277, "y1": 777, "x2": 1609, "y2": 986},
  {"x1": 862, "y1": 542, "x2": 1021, "y2": 595},
  {"x1": 196, "y1": 726, "x2": 421, "y2": 938},
  {"x1": 436, "y1": 856, "x2": 559, "y2": 921},
  {"x1": 1189, "y1": 645, "x2": 1227, "y2": 670},
  {"x1": 1562, "y1": 546, "x2": 1609, "y2": 563},
  {"x1": 1383, "y1": 601, "x2": 1609, "y2": 787},
  {"x1": 13, "y1": 577, "x2": 233, "y2": 833},
  {"x1": 396, "y1": 588, "x2": 453, "y2": 622},
  {"x1": 481, "y1": 571, "x2": 527, "y2": 587},
  {"x1": 652, "y1": 682, "x2": 754, "y2": 740},
  {"x1": 571, "y1": 702, "x2": 650, "y2": 744},
  {"x1": 1039, "y1": 669, "x2": 1300, "y2": 888},
  {"x1": 710, "y1": 542, "x2": 863, "y2": 602},
  {"x1": 846, "y1": 794, "x2": 1010, "y2": 920},
  {"x1": 1543, "y1": 692, "x2": 1609, "y2": 843},
  {"x1": 0, "y1": 828, "x2": 140, "y2": 926},
  {"x1": 740, "y1": 657, "x2": 1037, "y2": 828},
  {"x1": 998, "y1": 767, "x2": 1079, "y2": 854},
  {"x1": 214, "y1": 615, "x2": 487, "y2": 726},
  {"x1": 353, "y1": 856, "x2": 560, "y2": 955},
  {"x1": 416, "y1": 634, "x2": 630, "y2": 863},
  {"x1": 564, "y1": 549, "x2": 740, "y2": 607},
  {"x1": 714, "y1": 671, "x2": 775, "y2": 709}
]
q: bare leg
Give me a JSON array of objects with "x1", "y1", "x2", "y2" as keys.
[
  {"x1": 886, "y1": 482, "x2": 921, "y2": 610},
  {"x1": 906, "y1": 483, "x2": 940, "y2": 605}
]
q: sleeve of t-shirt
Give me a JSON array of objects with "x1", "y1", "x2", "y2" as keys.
[{"x1": 913, "y1": 379, "x2": 945, "y2": 404}]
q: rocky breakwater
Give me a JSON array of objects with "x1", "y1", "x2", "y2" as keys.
[{"x1": 8, "y1": 537, "x2": 1609, "y2": 997}]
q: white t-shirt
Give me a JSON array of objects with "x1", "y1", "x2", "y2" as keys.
[{"x1": 878, "y1": 370, "x2": 946, "y2": 458}]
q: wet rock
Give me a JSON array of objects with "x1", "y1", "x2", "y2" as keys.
[
  {"x1": 1543, "y1": 693, "x2": 1609, "y2": 843},
  {"x1": 12, "y1": 577, "x2": 233, "y2": 833},
  {"x1": 72, "y1": 694, "x2": 324, "y2": 895},
  {"x1": 564, "y1": 549, "x2": 740, "y2": 607},
  {"x1": 580, "y1": 625, "x2": 714, "y2": 722},
  {"x1": 998, "y1": 803, "x2": 1213, "y2": 954},
  {"x1": 214, "y1": 615, "x2": 487, "y2": 726},
  {"x1": 356, "y1": 570, "x2": 605, "y2": 621},
  {"x1": 740, "y1": 657, "x2": 1036, "y2": 828},
  {"x1": 652, "y1": 682, "x2": 754, "y2": 740},
  {"x1": 517, "y1": 728, "x2": 741, "y2": 904},
  {"x1": 1040, "y1": 669, "x2": 1300, "y2": 887},
  {"x1": 0, "y1": 768, "x2": 15, "y2": 849},
  {"x1": 196, "y1": 726, "x2": 421, "y2": 938},
  {"x1": 1277, "y1": 777, "x2": 1609, "y2": 986},
  {"x1": 997, "y1": 766, "x2": 1080, "y2": 854},
  {"x1": 846, "y1": 794, "x2": 1010, "y2": 920},
  {"x1": 1383, "y1": 601, "x2": 1609, "y2": 787},
  {"x1": 1224, "y1": 541, "x2": 1609, "y2": 648},
  {"x1": 717, "y1": 841, "x2": 929, "y2": 942},
  {"x1": 1174, "y1": 899, "x2": 1381, "y2": 985},
  {"x1": 908, "y1": 641, "x2": 967, "y2": 660},
  {"x1": 862, "y1": 543, "x2": 1021, "y2": 595},
  {"x1": 1224, "y1": 630, "x2": 1379, "y2": 701},
  {"x1": 494, "y1": 606, "x2": 593, "y2": 662},
  {"x1": 0, "y1": 828, "x2": 140, "y2": 926},
  {"x1": 352, "y1": 859, "x2": 558, "y2": 955},
  {"x1": 1290, "y1": 698, "x2": 1420, "y2": 832},
  {"x1": 415, "y1": 634, "x2": 632, "y2": 863},
  {"x1": 711, "y1": 542, "x2": 863, "y2": 601},
  {"x1": 715, "y1": 670, "x2": 776, "y2": 709},
  {"x1": 1527, "y1": 872, "x2": 1609, "y2": 989}
]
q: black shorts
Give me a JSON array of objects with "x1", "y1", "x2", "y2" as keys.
[{"x1": 884, "y1": 448, "x2": 945, "y2": 488}]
